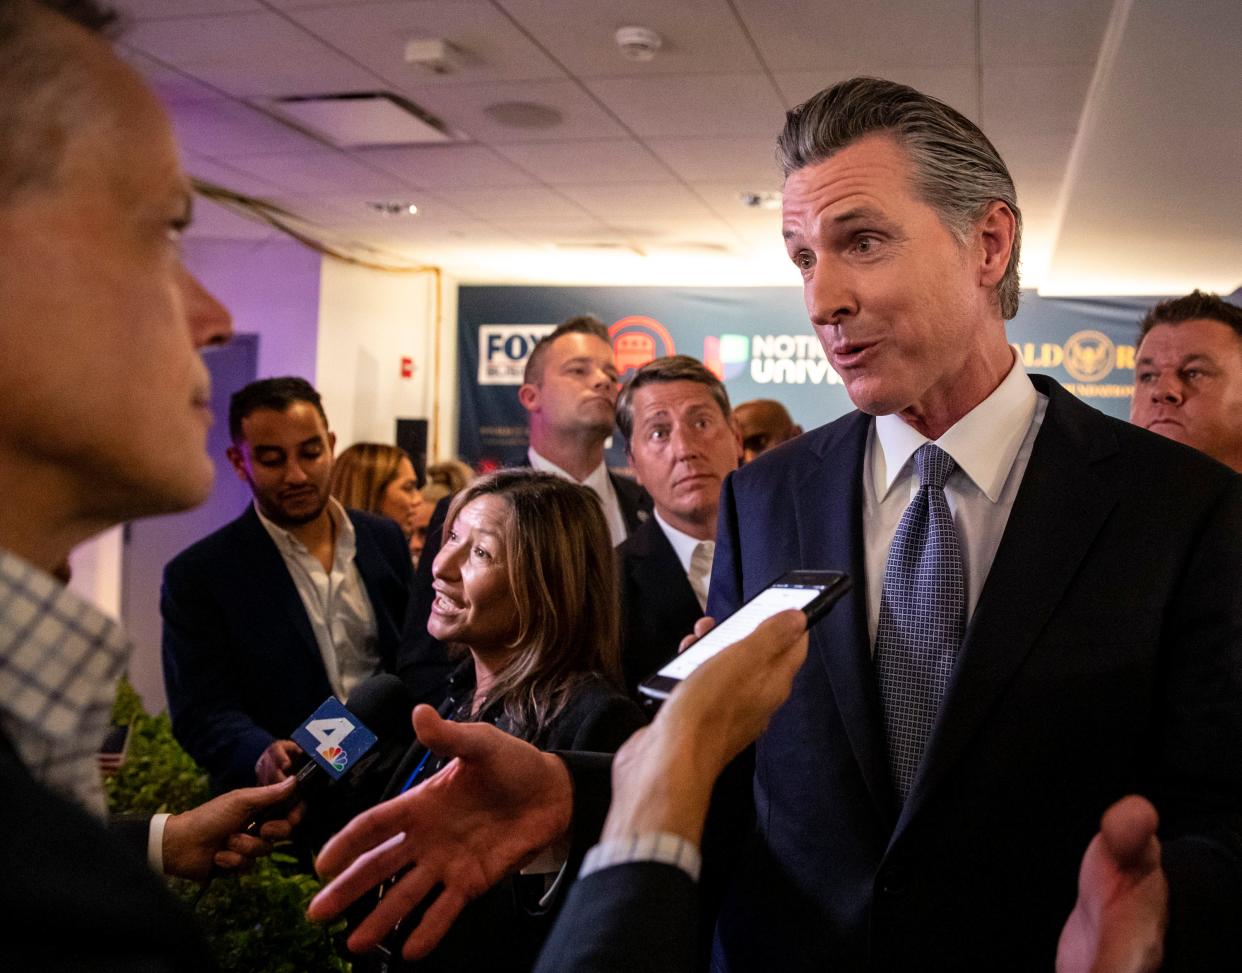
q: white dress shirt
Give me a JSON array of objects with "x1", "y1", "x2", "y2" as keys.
[
  {"x1": 653, "y1": 510, "x2": 714, "y2": 611},
  {"x1": 863, "y1": 359, "x2": 1048, "y2": 645},
  {"x1": 256, "y1": 498, "x2": 381, "y2": 700},
  {"x1": 528, "y1": 447, "x2": 628, "y2": 546}
]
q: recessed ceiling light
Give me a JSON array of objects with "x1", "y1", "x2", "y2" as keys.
[
  {"x1": 367, "y1": 201, "x2": 419, "y2": 216},
  {"x1": 483, "y1": 101, "x2": 563, "y2": 129},
  {"x1": 740, "y1": 191, "x2": 782, "y2": 210}
]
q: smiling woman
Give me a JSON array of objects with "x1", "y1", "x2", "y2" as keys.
[{"x1": 389, "y1": 468, "x2": 646, "y2": 973}]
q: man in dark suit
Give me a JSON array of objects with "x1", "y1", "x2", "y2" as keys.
[
  {"x1": 399, "y1": 317, "x2": 651, "y2": 705},
  {"x1": 163, "y1": 377, "x2": 413, "y2": 791},
  {"x1": 306, "y1": 78, "x2": 1242, "y2": 973},
  {"x1": 614, "y1": 356, "x2": 741, "y2": 694},
  {"x1": 0, "y1": 3, "x2": 301, "y2": 966}
]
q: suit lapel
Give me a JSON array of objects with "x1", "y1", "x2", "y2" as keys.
[
  {"x1": 798, "y1": 413, "x2": 895, "y2": 820},
  {"x1": 897, "y1": 379, "x2": 1121, "y2": 831},
  {"x1": 239, "y1": 506, "x2": 323, "y2": 670},
  {"x1": 630, "y1": 519, "x2": 700, "y2": 623}
]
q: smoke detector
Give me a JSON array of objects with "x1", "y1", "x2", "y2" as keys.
[
  {"x1": 404, "y1": 38, "x2": 467, "y2": 75},
  {"x1": 614, "y1": 25, "x2": 662, "y2": 62}
]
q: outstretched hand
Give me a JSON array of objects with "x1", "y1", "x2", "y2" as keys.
[
  {"x1": 1057, "y1": 795, "x2": 1168, "y2": 973},
  {"x1": 308, "y1": 704, "x2": 573, "y2": 959}
]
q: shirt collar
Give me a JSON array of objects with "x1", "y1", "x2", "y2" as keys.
[
  {"x1": 873, "y1": 357, "x2": 1037, "y2": 503},
  {"x1": 653, "y1": 510, "x2": 709, "y2": 577},
  {"x1": 527, "y1": 447, "x2": 613, "y2": 496},
  {"x1": 255, "y1": 497, "x2": 356, "y2": 565},
  {"x1": 0, "y1": 548, "x2": 130, "y2": 742}
]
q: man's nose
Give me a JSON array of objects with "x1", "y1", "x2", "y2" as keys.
[
  {"x1": 805, "y1": 263, "x2": 857, "y2": 329},
  {"x1": 1151, "y1": 374, "x2": 1184, "y2": 404},
  {"x1": 179, "y1": 264, "x2": 233, "y2": 349}
]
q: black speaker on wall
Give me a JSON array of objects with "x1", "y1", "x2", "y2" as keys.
[{"x1": 395, "y1": 418, "x2": 428, "y2": 487}]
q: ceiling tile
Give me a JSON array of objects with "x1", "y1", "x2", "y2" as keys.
[
  {"x1": 431, "y1": 184, "x2": 593, "y2": 221},
  {"x1": 492, "y1": 140, "x2": 677, "y2": 185},
  {"x1": 224, "y1": 148, "x2": 415, "y2": 194},
  {"x1": 119, "y1": 48, "x2": 223, "y2": 105},
  {"x1": 774, "y1": 66, "x2": 979, "y2": 120},
  {"x1": 988, "y1": 128, "x2": 1077, "y2": 189},
  {"x1": 494, "y1": 0, "x2": 762, "y2": 77},
  {"x1": 584, "y1": 74, "x2": 785, "y2": 138},
  {"x1": 733, "y1": 0, "x2": 976, "y2": 71},
  {"x1": 122, "y1": 12, "x2": 384, "y2": 97},
  {"x1": 646, "y1": 137, "x2": 782, "y2": 184},
  {"x1": 556, "y1": 183, "x2": 719, "y2": 221},
  {"x1": 282, "y1": 0, "x2": 566, "y2": 90},
  {"x1": 399, "y1": 80, "x2": 628, "y2": 142},
  {"x1": 115, "y1": 0, "x2": 261, "y2": 17},
  {"x1": 168, "y1": 99, "x2": 324, "y2": 157},
  {"x1": 356, "y1": 145, "x2": 537, "y2": 188},
  {"x1": 980, "y1": 0, "x2": 1115, "y2": 65},
  {"x1": 981, "y1": 64, "x2": 1095, "y2": 134}
]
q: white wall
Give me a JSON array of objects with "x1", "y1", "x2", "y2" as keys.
[{"x1": 315, "y1": 259, "x2": 459, "y2": 459}]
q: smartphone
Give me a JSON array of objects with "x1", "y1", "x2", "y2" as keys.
[{"x1": 638, "y1": 570, "x2": 851, "y2": 701}]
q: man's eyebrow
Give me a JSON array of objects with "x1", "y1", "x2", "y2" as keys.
[{"x1": 832, "y1": 206, "x2": 888, "y2": 225}]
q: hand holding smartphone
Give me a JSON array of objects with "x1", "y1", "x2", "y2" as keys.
[{"x1": 639, "y1": 570, "x2": 851, "y2": 701}]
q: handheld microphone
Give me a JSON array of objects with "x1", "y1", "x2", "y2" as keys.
[{"x1": 245, "y1": 675, "x2": 415, "y2": 835}]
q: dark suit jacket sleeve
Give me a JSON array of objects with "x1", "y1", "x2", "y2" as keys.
[
  {"x1": 161, "y1": 552, "x2": 276, "y2": 789},
  {"x1": 534, "y1": 862, "x2": 699, "y2": 973},
  {"x1": 1158, "y1": 475, "x2": 1242, "y2": 969}
]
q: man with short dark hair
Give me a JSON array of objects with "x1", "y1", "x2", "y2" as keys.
[
  {"x1": 614, "y1": 356, "x2": 741, "y2": 693},
  {"x1": 162, "y1": 376, "x2": 413, "y2": 792},
  {"x1": 0, "y1": 2, "x2": 302, "y2": 966},
  {"x1": 734, "y1": 398, "x2": 802, "y2": 463},
  {"x1": 1130, "y1": 289, "x2": 1242, "y2": 471}
]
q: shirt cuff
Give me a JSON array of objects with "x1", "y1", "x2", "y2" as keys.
[
  {"x1": 148, "y1": 812, "x2": 170, "y2": 873},
  {"x1": 579, "y1": 832, "x2": 702, "y2": 883}
]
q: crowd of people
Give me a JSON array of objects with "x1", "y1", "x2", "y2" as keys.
[{"x1": 2, "y1": 1, "x2": 1241, "y2": 971}]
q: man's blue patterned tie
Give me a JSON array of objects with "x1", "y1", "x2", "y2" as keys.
[{"x1": 875, "y1": 443, "x2": 965, "y2": 801}]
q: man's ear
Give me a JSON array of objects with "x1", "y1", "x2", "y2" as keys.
[
  {"x1": 327, "y1": 430, "x2": 337, "y2": 455},
  {"x1": 225, "y1": 444, "x2": 250, "y2": 485},
  {"x1": 975, "y1": 200, "x2": 1016, "y2": 291},
  {"x1": 730, "y1": 415, "x2": 744, "y2": 465},
  {"x1": 517, "y1": 382, "x2": 540, "y2": 414}
]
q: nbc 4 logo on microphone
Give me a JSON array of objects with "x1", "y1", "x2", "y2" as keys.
[{"x1": 291, "y1": 697, "x2": 378, "y2": 780}]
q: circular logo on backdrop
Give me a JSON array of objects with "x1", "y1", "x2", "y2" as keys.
[
  {"x1": 609, "y1": 316, "x2": 676, "y2": 379},
  {"x1": 1062, "y1": 330, "x2": 1116, "y2": 382}
]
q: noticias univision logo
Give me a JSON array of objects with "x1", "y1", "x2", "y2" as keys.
[
  {"x1": 703, "y1": 334, "x2": 749, "y2": 381},
  {"x1": 319, "y1": 745, "x2": 348, "y2": 773}
]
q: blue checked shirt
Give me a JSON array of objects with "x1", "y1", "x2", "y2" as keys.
[{"x1": 0, "y1": 548, "x2": 129, "y2": 819}]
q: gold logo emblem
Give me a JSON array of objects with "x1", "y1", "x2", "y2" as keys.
[{"x1": 1062, "y1": 330, "x2": 1115, "y2": 383}]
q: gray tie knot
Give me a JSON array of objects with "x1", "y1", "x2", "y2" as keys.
[{"x1": 914, "y1": 443, "x2": 955, "y2": 491}]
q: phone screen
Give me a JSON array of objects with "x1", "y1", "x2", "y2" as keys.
[{"x1": 639, "y1": 572, "x2": 848, "y2": 700}]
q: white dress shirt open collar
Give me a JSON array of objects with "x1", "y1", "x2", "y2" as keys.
[{"x1": 873, "y1": 356, "x2": 1038, "y2": 503}]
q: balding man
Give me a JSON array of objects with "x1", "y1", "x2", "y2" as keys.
[{"x1": 734, "y1": 398, "x2": 802, "y2": 463}]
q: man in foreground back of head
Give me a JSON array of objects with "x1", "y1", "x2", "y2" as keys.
[
  {"x1": 1130, "y1": 289, "x2": 1242, "y2": 472},
  {"x1": 309, "y1": 76, "x2": 1242, "y2": 973},
  {"x1": 0, "y1": 2, "x2": 299, "y2": 967}
]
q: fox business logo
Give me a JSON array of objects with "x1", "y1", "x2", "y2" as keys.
[{"x1": 477, "y1": 324, "x2": 556, "y2": 385}]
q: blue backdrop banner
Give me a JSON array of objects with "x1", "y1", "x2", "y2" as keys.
[{"x1": 456, "y1": 286, "x2": 1160, "y2": 469}]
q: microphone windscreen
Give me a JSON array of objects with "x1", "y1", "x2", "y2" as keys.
[{"x1": 346, "y1": 674, "x2": 416, "y2": 751}]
